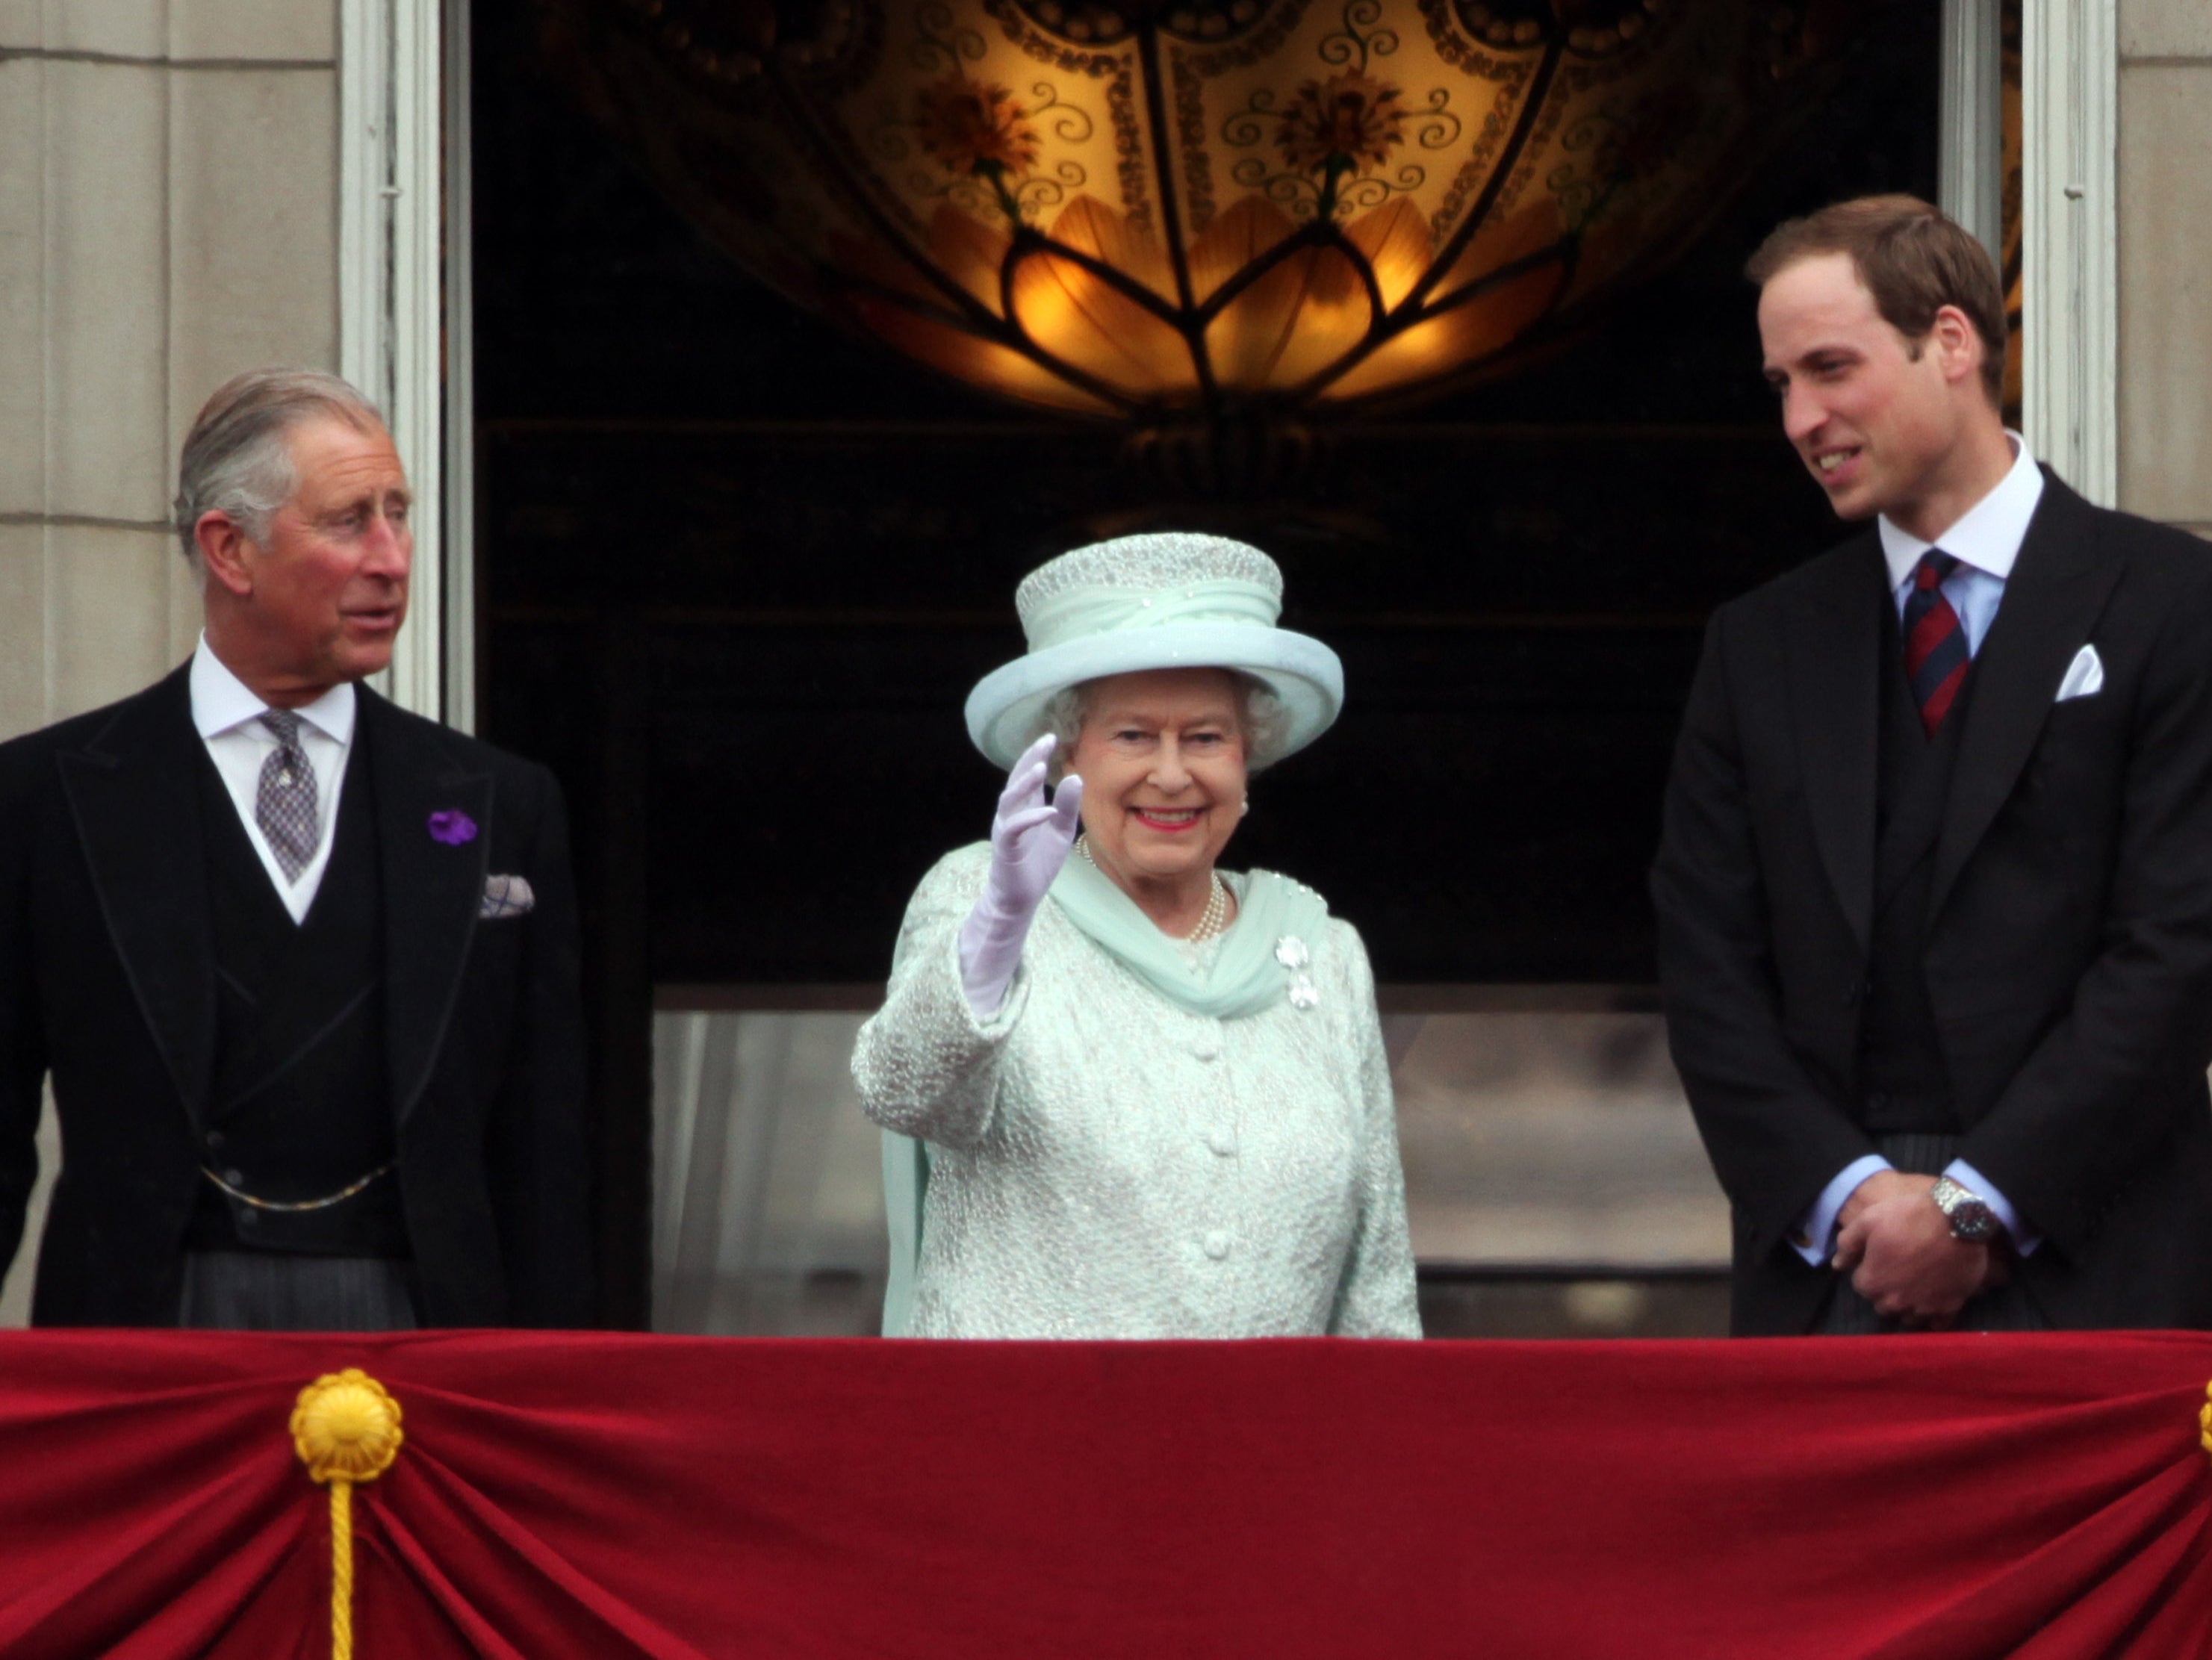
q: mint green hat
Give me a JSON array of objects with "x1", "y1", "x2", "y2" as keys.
[{"x1": 963, "y1": 533, "x2": 1345, "y2": 770}]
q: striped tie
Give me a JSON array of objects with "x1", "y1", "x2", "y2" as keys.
[{"x1": 1902, "y1": 550, "x2": 1969, "y2": 737}]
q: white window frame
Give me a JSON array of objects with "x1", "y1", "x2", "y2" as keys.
[
  {"x1": 2018, "y1": 0, "x2": 2119, "y2": 506},
  {"x1": 339, "y1": 0, "x2": 475, "y2": 727},
  {"x1": 1939, "y1": 0, "x2": 2004, "y2": 265},
  {"x1": 1943, "y1": 0, "x2": 2116, "y2": 505}
]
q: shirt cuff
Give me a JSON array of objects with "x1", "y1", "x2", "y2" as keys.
[
  {"x1": 1792, "y1": 1155, "x2": 1894, "y2": 1266},
  {"x1": 1944, "y1": 1159, "x2": 2041, "y2": 1255}
]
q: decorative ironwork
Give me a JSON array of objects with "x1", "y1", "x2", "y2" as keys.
[{"x1": 541, "y1": 0, "x2": 1866, "y2": 423}]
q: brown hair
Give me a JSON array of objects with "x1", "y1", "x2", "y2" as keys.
[{"x1": 1746, "y1": 194, "x2": 2007, "y2": 406}]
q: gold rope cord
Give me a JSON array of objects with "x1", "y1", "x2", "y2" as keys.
[
  {"x1": 292, "y1": 1370, "x2": 404, "y2": 1660},
  {"x1": 2201, "y1": 1381, "x2": 2212, "y2": 1467}
]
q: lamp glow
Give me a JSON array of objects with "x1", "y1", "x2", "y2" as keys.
[{"x1": 544, "y1": 0, "x2": 1864, "y2": 422}]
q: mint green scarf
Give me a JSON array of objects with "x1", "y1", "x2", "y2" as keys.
[
  {"x1": 878, "y1": 861, "x2": 1331, "y2": 1334},
  {"x1": 1045, "y1": 853, "x2": 1330, "y2": 1019}
]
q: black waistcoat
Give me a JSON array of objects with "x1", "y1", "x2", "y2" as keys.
[
  {"x1": 184, "y1": 735, "x2": 409, "y2": 1257},
  {"x1": 1856, "y1": 616, "x2": 1978, "y2": 1134}
]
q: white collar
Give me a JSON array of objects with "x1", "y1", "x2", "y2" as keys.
[
  {"x1": 1878, "y1": 432, "x2": 2046, "y2": 590},
  {"x1": 190, "y1": 633, "x2": 358, "y2": 745}
]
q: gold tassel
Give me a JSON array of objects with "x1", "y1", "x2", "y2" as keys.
[
  {"x1": 292, "y1": 1370, "x2": 405, "y2": 1660},
  {"x1": 2201, "y1": 1381, "x2": 2212, "y2": 1467}
]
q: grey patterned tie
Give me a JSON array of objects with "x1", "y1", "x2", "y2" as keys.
[{"x1": 255, "y1": 709, "x2": 321, "y2": 882}]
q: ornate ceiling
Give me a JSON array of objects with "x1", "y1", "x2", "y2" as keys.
[{"x1": 543, "y1": 0, "x2": 1865, "y2": 420}]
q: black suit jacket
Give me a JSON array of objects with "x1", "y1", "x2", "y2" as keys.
[
  {"x1": 1653, "y1": 473, "x2": 2212, "y2": 1334},
  {"x1": 0, "y1": 665, "x2": 592, "y2": 1326}
]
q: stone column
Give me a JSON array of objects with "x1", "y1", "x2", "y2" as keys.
[
  {"x1": 0, "y1": 0, "x2": 341, "y2": 1324},
  {"x1": 2119, "y1": 1, "x2": 2212, "y2": 537}
]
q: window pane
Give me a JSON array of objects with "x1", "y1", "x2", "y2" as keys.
[
  {"x1": 1392, "y1": 1011, "x2": 1728, "y2": 1270},
  {"x1": 652, "y1": 1010, "x2": 883, "y2": 1336},
  {"x1": 651, "y1": 1000, "x2": 1731, "y2": 1337}
]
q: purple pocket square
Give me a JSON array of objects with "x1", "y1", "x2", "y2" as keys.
[
  {"x1": 479, "y1": 874, "x2": 535, "y2": 919},
  {"x1": 429, "y1": 809, "x2": 479, "y2": 846}
]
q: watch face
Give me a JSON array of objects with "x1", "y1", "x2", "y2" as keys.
[
  {"x1": 1934, "y1": 1181, "x2": 1999, "y2": 1243},
  {"x1": 1951, "y1": 1204, "x2": 1998, "y2": 1243}
]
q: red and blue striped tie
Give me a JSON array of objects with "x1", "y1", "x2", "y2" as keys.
[{"x1": 1902, "y1": 550, "x2": 1968, "y2": 736}]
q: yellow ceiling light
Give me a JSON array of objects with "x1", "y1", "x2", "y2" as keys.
[{"x1": 544, "y1": 0, "x2": 1860, "y2": 420}]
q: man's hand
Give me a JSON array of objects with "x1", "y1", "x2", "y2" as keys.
[
  {"x1": 1833, "y1": 1168, "x2": 1926, "y2": 1235},
  {"x1": 1832, "y1": 1172, "x2": 2008, "y2": 1328}
]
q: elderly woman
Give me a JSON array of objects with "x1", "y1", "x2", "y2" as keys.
[{"x1": 853, "y1": 533, "x2": 1420, "y2": 1339}]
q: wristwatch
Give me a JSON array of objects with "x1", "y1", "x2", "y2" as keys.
[{"x1": 1930, "y1": 1175, "x2": 2001, "y2": 1243}]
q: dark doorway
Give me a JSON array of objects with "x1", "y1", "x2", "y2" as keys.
[{"x1": 470, "y1": 0, "x2": 1939, "y2": 1325}]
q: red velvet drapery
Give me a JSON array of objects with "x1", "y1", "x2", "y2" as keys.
[{"x1": 0, "y1": 1331, "x2": 2205, "y2": 1658}]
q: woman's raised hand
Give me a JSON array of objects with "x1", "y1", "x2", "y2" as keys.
[
  {"x1": 986, "y1": 734, "x2": 1084, "y2": 914},
  {"x1": 960, "y1": 735, "x2": 1083, "y2": 1016}
]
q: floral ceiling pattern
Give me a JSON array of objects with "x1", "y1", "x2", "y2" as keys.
[{"x1": 542, "y1": 0, "x2": 1868, "y2": 420}]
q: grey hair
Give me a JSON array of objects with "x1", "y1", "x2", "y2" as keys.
[
  {"x1": 172, "y1": 368, "x2": 385, "y2": 572},
  {"x1": 1035, "y1": 672, "x2": 1292, "y2": 775}
]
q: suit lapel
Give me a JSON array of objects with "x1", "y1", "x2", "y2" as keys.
[
  {"x1": 56, "y1": 667, "x2": 216, "y2": 1124},
  {"x1": 361, "y1": 690, "x2": 491, "y2": 1125},
  {"x1": 1786, "y1": 538, "x2": 1887, "y2": 953},
  {"x1": 1930, "y1": 476, "x2": 2121, "y2": 917}
]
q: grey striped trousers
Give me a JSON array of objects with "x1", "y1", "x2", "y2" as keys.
[{"x1": 178, "y1": 1251, "x2": 419, "y2": 1331}]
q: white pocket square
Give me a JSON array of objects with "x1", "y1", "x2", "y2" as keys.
[
  {"x1": 2056, "y1": 644, "x2": 2104, "y2": 703},
  {"x1": 480, "y1": 874, "x2": 535, "y2": 919}
]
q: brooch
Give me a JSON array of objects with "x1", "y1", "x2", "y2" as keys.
[{"x1": 1274, "y1": 936, "x2": 1319, "y2": 1010}]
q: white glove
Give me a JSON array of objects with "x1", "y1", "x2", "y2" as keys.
[{"x1": 958, "y1": 734, "x2": 1084, "y2": 1016}]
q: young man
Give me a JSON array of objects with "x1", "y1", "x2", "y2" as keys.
[
  {"x1": 0, "y1": 368, "x2": 592, "y2": 1329},
  {"x1": 1653, "y1": 196, "x2": 2212, "y2": 1335}
]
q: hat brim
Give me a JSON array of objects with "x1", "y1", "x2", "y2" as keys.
[{"x1": 964, "y1": 624, "x2": 1344, "y2": 771}]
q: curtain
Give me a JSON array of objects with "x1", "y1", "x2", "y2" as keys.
[
  {"x1": 651, "y1": 1010, "x2": 886, "y2": 1334},
  {"x1": 0, "y1": 1328, "x2": 2206, "y2": 1659}
]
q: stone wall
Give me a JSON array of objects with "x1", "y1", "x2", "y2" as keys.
[
  {"x1": 0, "y1": 0, "x2": 342, "y2": 1323},
  {"x1": 2119, "y1": 0, "x2": 2212, "y2": 536}
]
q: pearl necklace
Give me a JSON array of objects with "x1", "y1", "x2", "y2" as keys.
[{"x1": 1076, "y1": 836, "x2": 1230, "y2": 942}]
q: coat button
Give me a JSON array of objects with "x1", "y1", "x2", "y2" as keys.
[
  {"x1": 222, "y1": 1167, "x2": 245, "y2": 1186},
  {"x1": 205, "y1": 1131, "x2": 224, "y2": 1149},
  {"x1": 1202, "y1": 1230, "x2": 1232, "y2": 1260},
  {"x1": 1208, "y1": 1131, "x2": 1237, "y2": 1157}
]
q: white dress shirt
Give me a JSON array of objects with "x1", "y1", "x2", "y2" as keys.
[
  {"x1": 1877, "y1": 430, "x2": 2045, "y2": 650},
  {"x1": 1792, "y1": 435, "x2": 2046, "y2": 1266},
  {"x1": 189, "y1": 635, "x2": 356, "y2": 924}
]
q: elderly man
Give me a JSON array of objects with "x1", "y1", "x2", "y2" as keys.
[
  {"x1": 0, "y1": 368, "x2": 591, "y2": 1329},
  {"x1": 1654, "y1": 196, "x2": 2212, "y2": 1336}
]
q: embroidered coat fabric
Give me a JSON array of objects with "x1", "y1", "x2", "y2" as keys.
[{"x1": 854, "y1": 844, "x2": 1421, "y2": 1339}]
